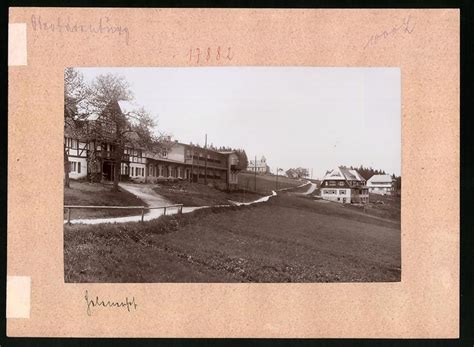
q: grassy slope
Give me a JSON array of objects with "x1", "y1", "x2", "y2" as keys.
[
  {"x1": 308, "y1": 190, "x2": 401, "y2": 222},
  {"x1": 238, "y1": 173, "x2": 304, "y2": 194},
  {"x1": 65, "y1": 194, "x2": 400, "y2": 283},
  {"x1": 152, "y1": 181, "x2": 262, "y2": 207},
  {"x1": 64, "y1": 180, "x2": 147, "y2": 219}
]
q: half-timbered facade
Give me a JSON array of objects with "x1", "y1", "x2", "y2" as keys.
[
  {"x1": 64, "y1": 137, "x2": 88, "y2": 180},
  {"x1": 320, "y1": 167, "x2": 369, "y2": 204},
  {"x1": 65, "y1": 100, "x2": 241, "y2": 190}
]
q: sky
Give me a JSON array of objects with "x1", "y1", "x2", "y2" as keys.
[{"x1": 78, "y1": 67, "x2": 401, "y2": 178}]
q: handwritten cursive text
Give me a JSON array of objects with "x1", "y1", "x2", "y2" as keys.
[
  {"x1": 84, "y1": 290, "x2": 137, "y2": 316},
  {"x1": 31, "y1": 15, "x2": 130, "y2": 45},
  {"x1": 364, "y1": 16, "x2": 415, "y2": 50}
]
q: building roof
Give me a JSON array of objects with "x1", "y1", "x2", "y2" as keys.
[
  {"x1": 322, "y1": 167, "x2": 365, "y2": 182},
  {"x1": 349, "y1": 169, "x2": 365, "y2": 181},
  {"x1": 367, "y1": 174, "x2": 394, "y2": 183},
  {"x1": 117, "y1": 100, "x2": 140, "y2": 114}
]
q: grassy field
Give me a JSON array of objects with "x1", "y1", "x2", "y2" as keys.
[
  {"x1": 237, "y1": 173, "x2": 304, "y2": 194},
  {"x1": 308, "y1": 190, "x2": 401, "y2": 222},
  {"x1": 64, "y1": 180, "x2": 146, "y2": 219},
  {"x1": 152, "y1": 181, "x2": 262, "y2": 207},
  {"x1": 64, "y1": 193, "x2": 400, "y2": 283}
]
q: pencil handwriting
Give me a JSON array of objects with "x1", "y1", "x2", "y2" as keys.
[
  {"x1": 30, "y1": 15, "x2": 130, "y2": 45},
  {"x1": 364, "y1": 16, "x2": 415, "y2": 50},
  {"x1": 84, "y1": 290, "x2": 137, "y2": 316}
]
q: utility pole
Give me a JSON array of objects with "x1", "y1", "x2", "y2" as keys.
[
  {"x1": 204, "y1": 134, "x2": 208, "y2": 185},
  {"x1": 254, "y1": 155, "x2": 257, "y2": 192},
  {"x1": 276, "y1": 167, "x2": 279, "y2": 191},
  {"x1": 190, "y1": 144, "x2": 194, "y2": 183}
]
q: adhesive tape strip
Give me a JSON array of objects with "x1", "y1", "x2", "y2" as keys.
[
  {"x1": 8, "y1": 23, "x2": 27, "y2": 66},
  {"x1": 6, "y1": 276, "x2": 31, "y2": 319}
]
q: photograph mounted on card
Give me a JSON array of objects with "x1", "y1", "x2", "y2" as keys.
[{"x1": 7, "y1": 8, "x2": 459, "y2": 338}]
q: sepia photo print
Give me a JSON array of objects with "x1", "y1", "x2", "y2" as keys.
[{"x1": 63, "y1": 67, "x2": 401, "y2": 283}]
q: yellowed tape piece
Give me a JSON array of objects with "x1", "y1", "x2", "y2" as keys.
[
  {"x1": 8, "y1": 23, "x2": 27, "y2": 66},
  {"x1": 6, "y1": 276, "x2": 31, "y2": 319}
]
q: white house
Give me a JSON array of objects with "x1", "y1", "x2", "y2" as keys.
[
  {"x1": 320, "y1": 167, "x2": 369, "y2": 204},
  {"x1": 247, "y1": 155, "x2": 270, "y2": 174},
  {"x1": 367, "y1": 174, "x2": 396, "y2": 195}
]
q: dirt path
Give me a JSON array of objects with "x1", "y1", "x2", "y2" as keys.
[
  {"x1": 119, "y1": 183, "x2": 172, "y2": 206},
  {"x1": 281, "y1": 181, "x2": 316, "y2": 195},
  {"x1": 65, "y1": 183, "x2": 277, "y2": 225},
  {"x1": 301, "y1": 182, "x2": 317, "y2": 195}
]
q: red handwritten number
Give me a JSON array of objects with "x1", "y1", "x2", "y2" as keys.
[
  {"x1": 195, "y1": 48, "x2": 201, "y2": 64},
  {"x1": 226, "y1": 47, "x2": 233, "y2": 61},
  {"x1": 188, "y1": 47, "x2": 232, "y2": 64}
]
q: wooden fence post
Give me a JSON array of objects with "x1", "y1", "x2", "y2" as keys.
[
  {"x1": 67, "y1": 208, "x2": 71, "y2": 225},
  {"x1": 163, "y1": 207, "x2": 167, "y2": 216},
  {"x1": 178, "y1": 205, "x2": 183, "y2": 215},
  {"x1": 141, "y1": 208, "x2": 145, "y2": 222}
]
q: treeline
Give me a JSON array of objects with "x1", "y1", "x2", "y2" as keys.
[{"x1": 345, "y1": 165, "x2": 390, "y2": 180}]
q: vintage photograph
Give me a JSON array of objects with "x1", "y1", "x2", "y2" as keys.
[{"x1": 63, "y1": 67, "x2": 401, "y2": 283}]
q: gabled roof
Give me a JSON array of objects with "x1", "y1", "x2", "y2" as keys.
[
  {"x1": 349, "y1": 169, "x2": 365, "y2": 181},
  {"x1": 117, "y1": 100, "x2": 140, "y2": 114},
  {"x1": 367, "y1": 174, "x2": 394, "y2": 183},
  {"x1": 322, "y1": 167, "x2": 346, "y2": 181},
  {"x1": 322, "y1": 167, "x2": 365, "y2": 182}
]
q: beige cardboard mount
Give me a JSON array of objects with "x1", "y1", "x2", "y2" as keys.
[{"x1": 7, "y1": 8, "x2": 459, "y2": 338}]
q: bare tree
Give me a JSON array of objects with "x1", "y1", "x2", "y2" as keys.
[
  {"x1": 64, "y1": 68, "x2": 90, "y2": 188},
  {"x1": 64, "y1": 71, "x2": 171, "y2": 191},
  {"x1": 88, "y1": 73, "x2": 133, "y2": 111},
  {"x1": 87, "y1": 74, "x2": 171, "y2": 191}
]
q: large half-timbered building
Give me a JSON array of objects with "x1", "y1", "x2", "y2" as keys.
[{"x1": 64, "y1": 100, "x2": 241, "y2": 190}]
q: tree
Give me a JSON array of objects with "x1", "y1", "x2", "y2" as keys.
[
  {"x1": 84, "y1": 73, "x2": 170, "y2": 191},
  {"x1": 286, "y1": 167, "x2": 308, "y2": 179},
  {"x1": 64, "y1": 68, "x2": 90, "y2": 188},
  {"x1": 234, "y1": 149, "x2": 249, "y2": 171}
]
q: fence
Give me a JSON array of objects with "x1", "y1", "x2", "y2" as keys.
[{"x1": 64, "y1": 204, "x2": 184, "y2": 225}]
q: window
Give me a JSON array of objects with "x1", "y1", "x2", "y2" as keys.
[
  {"x1": 66, "y1": 138, "x2": 76, "y2": 149},
  {"x1": 339, "y1": 190, "x2": 345, "y2": 195},
  {"x1": 69, "y1": 161, "x2": 78, "y2": 172},
  {"x1": 338, "y1": 181, "x2": 344, "y2": 186},
  {"x1": 328, "y1": 181, "x2": 336, "y2": 187},
  {"x1": 323, "y1": 189, "x2": 337, "y2": 195},
  {"x1": 78, "y1": 162, "x2": 81, "y2": 174},
  {"x1": 325, "y1": 182, "x2": 328, "y2": 186},
  {"x1": 132, "y1": 167, "x2": 134, "y2": 176}
]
